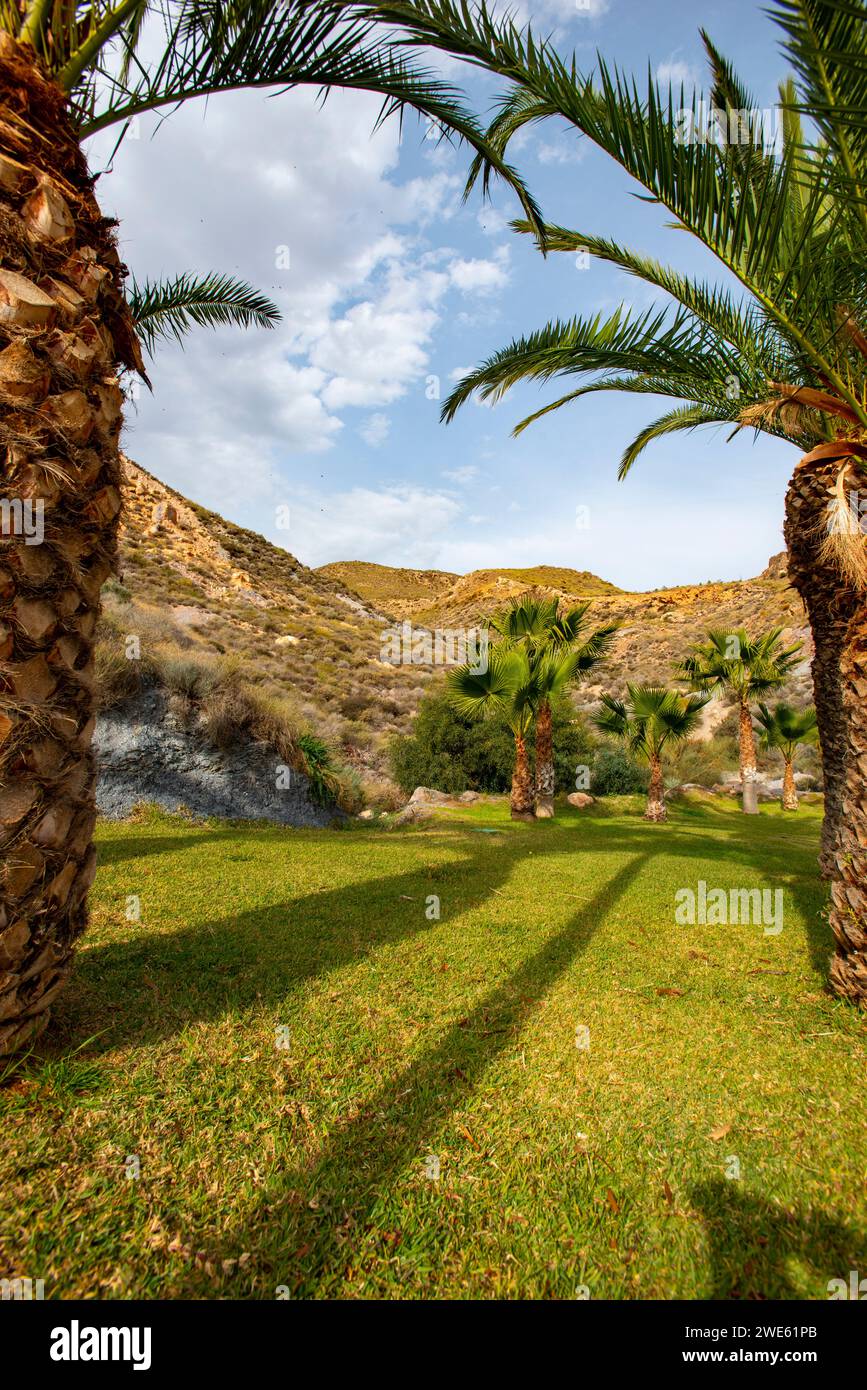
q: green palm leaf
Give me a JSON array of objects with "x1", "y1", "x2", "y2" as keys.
[{"x1": 127, "y1": 272, "x2": 281, "y2": 357}]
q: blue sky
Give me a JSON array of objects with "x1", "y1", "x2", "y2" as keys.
[{"x1": 87, "y1": 0, "x2": 801, "y2": 590}]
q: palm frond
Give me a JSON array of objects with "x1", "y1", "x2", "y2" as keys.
[
  {"x1": 71, "y1": 0, "x2": 545, "y2": 241},
  {"x1": 618, "y1": 403, "x2": 739, "y2": 479},
  {"x1": 126, "y1": 272, "x2": 280, "y2": 356}
]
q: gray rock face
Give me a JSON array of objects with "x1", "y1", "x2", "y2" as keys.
[{"x1": 95, "y1": 688, "x2": 339, "y2": 827}]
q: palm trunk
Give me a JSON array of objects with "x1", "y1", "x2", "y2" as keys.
[
  {"x1": 738, "y1": 698, "x2": 759, "y2": 815},
  {"x1": 0, "y1": 38, "x2": 141, "y2": 1054},
  {"x1": 782, "y1": 758, "x2": 799, "y2": 811},
  {"x1": 785, "y1": 457, "x2": 867, "y2": 1004},
  {"x1": 510, "y1": 732, "x2": 535, "y2": 821},
  {"x1": 533, "y1": 697, "x2": 554, "y2": 818},
  {"x1": 644, "y1": 754, "x2": 666, "y2": 822}
]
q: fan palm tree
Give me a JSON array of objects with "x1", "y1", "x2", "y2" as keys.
[
  {"x1": 756, "y1": 701, "x2": 818, "y2": 809},
  {"x1": 0, "y1": 0, "x2": 545, "y2": 1054},
  {"x1": 676, "y1": 628, "x2": 802, "y2": 815},
  {"x1": 594, "y1": 685, "x2": 709, "y2": 823},
  {"x1": 363, "y1": 0, "x2": 867, "y2": 1001},
  {"x1": 447, "y1": 646, "x2": 540, "y2": 819},
  {"x1": 487, "y1": 593, "x2": 616, "y2": 816}
]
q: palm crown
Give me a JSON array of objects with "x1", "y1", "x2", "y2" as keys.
[
  {"x1": 756, "y1": 701, "x2": 819, "y2": 759},
  {"x1": 447, "y1": 642, "x2": 581, "y2": 734},
  {"x1": 676, "y1": 628, "x2": 803, "y2": 701},
  {"x1": 595, "y1": 684, "x2": 709, "y2": 762},
  {"x1": 488, "y1": 594, "x2": 616, "y2": 666},
  {"x1": 365, "y1": 0, "x2": 867, "y2": 492}
]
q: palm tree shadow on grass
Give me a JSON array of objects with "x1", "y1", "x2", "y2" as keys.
[
  {"x1": 95, "y1": 830, "x2": 238, "y2": 869},
  {"x1": 689, "y1": 1179, "x2": 865, "y2": 1300},
  {"x1": 58, "y1": 817, "x2": 831, "y2": 1054},
  {"x1": 173, "y1": 852, "x2": 655, "y2": 1294},
  {"x1": 57, "y1": 835, "x2": 539, "y2": 1053}
]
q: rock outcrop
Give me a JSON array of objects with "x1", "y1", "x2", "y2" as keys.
[{"x1": 95, "y1": 688, "x2": 339, "y2": 826}]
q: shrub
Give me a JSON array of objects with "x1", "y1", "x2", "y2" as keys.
[
  {"x1": 95, "y1": 643, "x2": 146, "y2": 709},
  {"x1": 159, "y1": 656, "x2": 222, "y2": 701},
  {"x1": 388, "y1": 686, "x2": 595, "y2": 796},
  {"x1": 591, "y1": 747, "x2": 649, "y2": 795}
]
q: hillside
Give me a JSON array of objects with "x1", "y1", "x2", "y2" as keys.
[
  {"x1": 317, "y1": 554, "x2": 813, "y2": 718},
  {"x1": 318, "y1": 561, "x2": 622, "y2": 619},
  {"x1": 316, "y1": 560, "x2": 458, "y2": 616},
  {"x1": 103, "y1": 460, "x2": 813, "y2": 788},
  {"x1": 107, "y1": 460, "x2": 434, "y2": 776}
]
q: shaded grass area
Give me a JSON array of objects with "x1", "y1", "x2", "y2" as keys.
[{"x1": 1, "y1": 796, "x2": 865, "y2": 1299}]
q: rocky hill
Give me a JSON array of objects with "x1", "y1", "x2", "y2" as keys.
[
  {"x1": 316, "y1": 554, "x2": 813, "y2": 721},
  {"x1": 101, "y1": 460, "x2": 813, "y2": 793},
  {"x1": 318, "y1": 561, "x2": 622, "y2": 620}
]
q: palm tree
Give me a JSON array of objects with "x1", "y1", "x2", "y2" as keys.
[
  {"x1": 487, "y1": 594, "x2": 616, "y2": 816},
  {"x1": 0, "y1": 1, "x2": 545, "y2": 1054},
  {"x1": 366, "y1": 0, "x2": 867, "y2": 1001},
  {"x1": 447, "y1": 646, "x2": 540, "y2": 819},
  {"x1": 756, "y1": 702, "x2": 818, "y2": 810},
  {"x1": 594, "y1": 685, "x2": 709, "y2": 823},
  {"x1": 676, "y1": 629, "x2": 802, "y2": 815}
]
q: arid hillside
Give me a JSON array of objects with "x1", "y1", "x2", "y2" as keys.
[
  {"x1": 104, "y1": 460, "x2": 813, "y2": 780},
  {"x1": 318, "y1": 561, "x2": 622, "y2": 619},
  {"x1": 318, "y1": 554, "x2": 814, "y2": 721}
]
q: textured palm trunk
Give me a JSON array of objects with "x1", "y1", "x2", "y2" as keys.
[
  {"x1": 0, "y1": 37, "x2": 141, "y2": 1054},
  {"x1": 782, "y1": 759, "x2": 799, "y2": 811},
  {"x1": 510, "y1": 732, "x2": 535, "y2": 821},
  {"x1": 644, "y1": 754, "x2": 666, "y2": 822},
  {"x1": 533, "y1": 697, "x2": 554, "y2": 818},
  {"x1": 785, "y1": 457, "x2": 867, "y2": 1004},
  {"x1": 738, "y1": 698, "x2": 759, "y2": 815}
]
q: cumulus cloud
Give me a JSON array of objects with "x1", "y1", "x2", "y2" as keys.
[
  {"x1": 87, "y1": 84, "x2": 513, "y2": 507},
  {"x1": 281, "y1": 485, "x2": 464, "y2": 568},
  {"x1": 537, "y1": 137, "x2": 586, "y2": 165},
  {"x1": 447, "y1": 246, "x2": 510, "y2": 293}
]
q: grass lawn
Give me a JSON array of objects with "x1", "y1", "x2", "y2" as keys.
[{"x1": 2, "y1": 793, "x2": 865, "y2": 1300}]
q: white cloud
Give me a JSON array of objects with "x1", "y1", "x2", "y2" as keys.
[
  {"x1": 282, "y1": 485, "x2": 464, "y2": 567},
  {"x1": 447, "y1": 247, "x2": 510, "y2": 294},
  {"x1": 87, "y1": 84, "x2": 513, "y2": 494},
  {"x1": 442, "y1": 464, "x2": 479, "y2": 484},
  {"x1": 476, "y1": 205, "x2": 511, "y2": 238},
  {"x1": 496, "y1": 0, "x2": 609, "y2": 25},
  {"x1": 537, "y1": 137, "x2": 586, "y2": 165},
  {"x1": 656, "y1": 58, "x2": 700, "y2": 89},
  {"x1": 360, "y1": 413, "x2": 391, "y2": 447}
]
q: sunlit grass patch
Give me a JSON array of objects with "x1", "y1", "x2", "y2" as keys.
[{"x1": 1, "y1": 795, "x2": 864, "y2": 1300}]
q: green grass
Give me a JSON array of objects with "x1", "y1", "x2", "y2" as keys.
[{"x1": 2, "y1": 795, "x2": 865, "y2": 1300}]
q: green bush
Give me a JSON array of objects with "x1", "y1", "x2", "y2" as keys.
[
  {"x1": 388, "y1": 687, "x2": 595, "y2": 796},
  {"x1": 591, "y1": 747, "x2": 649, "y2": 796}
]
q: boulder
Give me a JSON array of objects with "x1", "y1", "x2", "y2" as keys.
[
  {"x1": 667, "y1": 784, "x2": 715, "y2": 800},
  {"x1": 409, "y1": 786, "x2": 453, "y2": 805},
  {"x1": 358, "y1": 809, "x2": 375, "y2": 820},
  {"x1": 566, "y1": 792, "x2": 595, "y2": 809},
  {"x1": 392, "y1": 803, "x2": 434, "y2": 826},
  {"x1": 459, "y1": 791, "x2": 480, "y2": 803}
]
